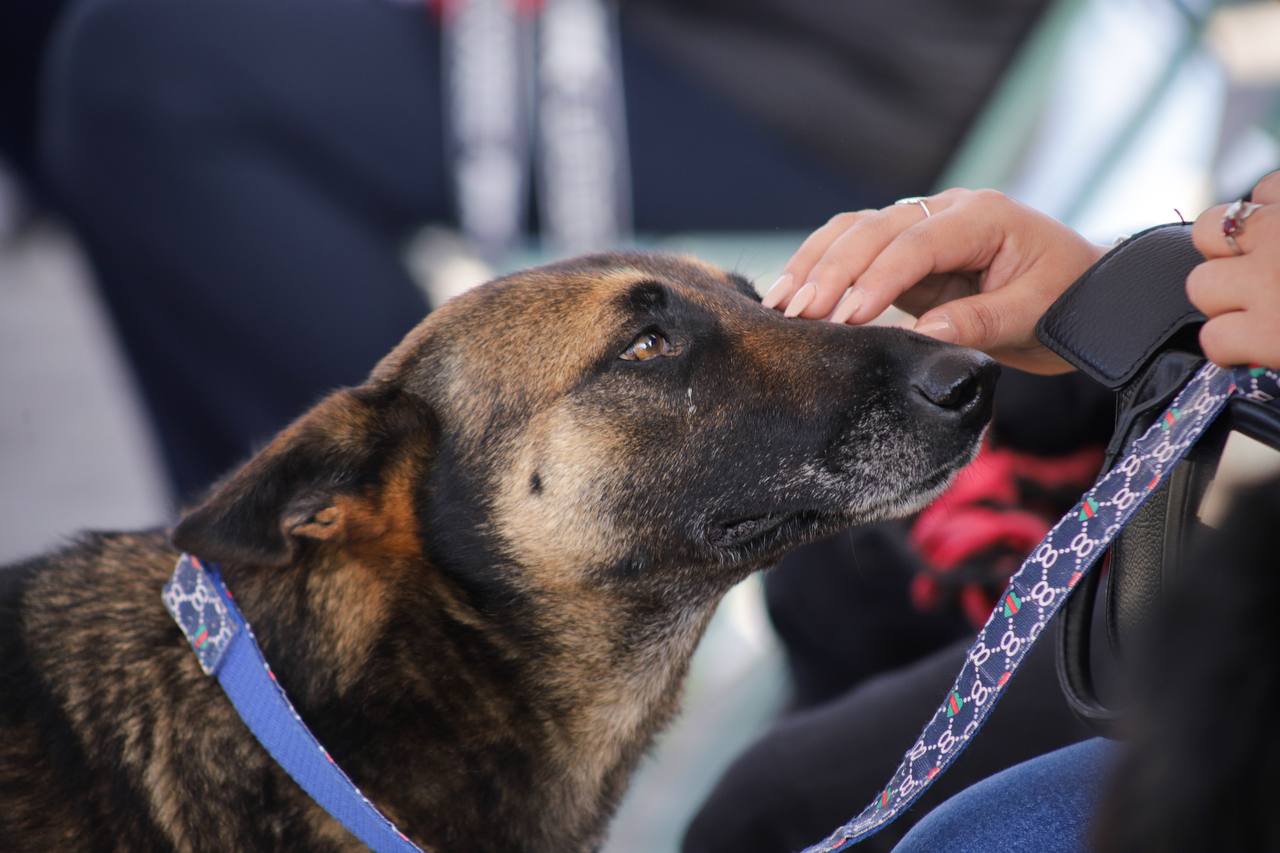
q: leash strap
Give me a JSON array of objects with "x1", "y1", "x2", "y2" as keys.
[
  {"x1": 803, "y1": 363, "x2": 1280, "y2": 852},
  {"x1": 163, "y1": 556, "x2": 426, "y2": 853}
]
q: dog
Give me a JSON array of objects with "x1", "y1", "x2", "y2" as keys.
[{"x1": 0, "y1": 253, "x2": 996, "y2": 852}]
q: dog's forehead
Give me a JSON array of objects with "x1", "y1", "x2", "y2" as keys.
[{"x1": 371, "y1": 253, "x2": 747, "y2": 400}]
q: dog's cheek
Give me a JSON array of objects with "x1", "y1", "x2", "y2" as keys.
[{"x1": 490, "y1": 411, "x2": 635, "y2": 586}]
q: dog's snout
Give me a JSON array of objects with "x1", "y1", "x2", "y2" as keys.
[{"x1": 912, "y1": 350, "x2": 999, "y2": 419}]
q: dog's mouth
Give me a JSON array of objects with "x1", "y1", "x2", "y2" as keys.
[
  {"x1": 705, "y1": 445, "x2": 983, "y2": 559},
  {"x1": 705, "y1": 509, "x2": 842, "y2": 554}
]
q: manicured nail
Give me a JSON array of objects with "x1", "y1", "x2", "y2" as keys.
[
  {"x1": 914, "y1": 317, "x2": 956, "y2": 342},
  {"x1": 761, "y1": 274, "x2": 792, "y2": 309},
  {"x1": 830, "y1": 289, "x2": 864, "y2": 324},
  {"x1": 784, "y1": 282, "x2": 816, "y2": 317}
]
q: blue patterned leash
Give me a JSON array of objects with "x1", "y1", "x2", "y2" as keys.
[
  {"x1": 162, "y1": 557, "x2": 426, "y2": 853},
  {"x1": 804, "y1": 363, "x2": 1280, "y2": 852}
]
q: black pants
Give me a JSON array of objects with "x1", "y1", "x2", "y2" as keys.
[{"x1": 41, "y1": 0, "x2": 878, "y2": 502}]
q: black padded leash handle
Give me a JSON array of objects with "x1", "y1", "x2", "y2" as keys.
[{"x1": 1035, "y1": 222, "x2": 1207, "y2": 733}]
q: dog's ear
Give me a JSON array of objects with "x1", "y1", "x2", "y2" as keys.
[{"x1": 172, "y1": 386, "x2": 432, "y2": 566}]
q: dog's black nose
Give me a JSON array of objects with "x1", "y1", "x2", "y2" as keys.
[{"x1": 912, "y1": 350, "x2": 1000, "y2": 418}]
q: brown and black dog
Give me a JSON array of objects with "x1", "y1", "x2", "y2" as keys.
[{"x1": 0, "y1": 253, "x2": 995, "y2": 852}]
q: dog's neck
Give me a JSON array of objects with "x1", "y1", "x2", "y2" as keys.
[{"x1": 219, "y1": 552, "x2": 721, "y2": 852}]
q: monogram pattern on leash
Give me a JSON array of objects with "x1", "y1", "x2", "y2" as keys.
[
  {"x1": 165, "y1": 557, "x2": 426, "y2": 852},
  {"x1": 805, "y1": 364, "x2": 1279, "y2": 852},
  {"x1": 162, "y1": 554, "x2": 240, "y2": 675}
]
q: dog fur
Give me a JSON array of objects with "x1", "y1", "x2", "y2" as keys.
[{"x1": 0, "y1": 253, "x2": 995, "y2": 852}]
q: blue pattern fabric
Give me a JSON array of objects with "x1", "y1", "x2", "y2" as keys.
[
  {"x1": 162, "y1": 554, "x2": 240, "y2": 675},
  {"x1": 804, "y1": 364, "x2": 1280, "y2": 852}
]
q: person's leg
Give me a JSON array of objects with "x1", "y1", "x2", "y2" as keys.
[
  {"x1": 42, "y1": 0, "x2": 444, "y2": 500},
  {"x1": 0, "y1": 0, "x2": 69, "y2": 193},
  {"x1": 620, "y1": 24, "x2": 886, "y2": 231},
  {"x1": 893, "y1": 738, "x2": 1116, "y2": 853},
  {"x1": 682, "y1": 623, "x2": 1095, "y2": 853}
]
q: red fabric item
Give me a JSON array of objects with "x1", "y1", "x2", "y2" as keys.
[
  {"x1": 909, "y1": 441, "x2": 1104, "y2": 627},
  {"x1": 914, "y1": 505, "x2": 1049, "y2": 571}
]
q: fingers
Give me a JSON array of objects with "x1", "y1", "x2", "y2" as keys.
[
  {"x1": 764, "y1": 188, "x2": 1096, "y2": 363},
  {"x1": 1251, "y1": 170, "x2": 1280, "y2": 204},
  {"x1": 1193, "y1": 198, "x2": 1275, "y2": 259},
  {"x1": 1192, "y1": 171, "x2": 1279, "y2": 259},
  {"x1": 793, "y1": 202, "x2": 941, "y2": 319},
  {"x1": 1185, "y1": 257, "x2": 1252, "y2": 316},
  {"x1": 762, "y1": 211, "x2": 871, "y2": 310},
  {"x1": 834, "y1": 199, "x2": 1004, "y2": 324},
  {"x1": 1200, "y1": 311, "x2": 1280, "y2": 369},
  {"x1": 1188, "y1": 240, "x2": 1280, "y2": 369},
  {"x1": 910, "y1": 282, "x2": 1046, "y2": 352},
  {"x1": 1192, "y1": 202, "x2": 1233, "y2": 260},
  {"x1": 770, "y1": 188, "x2": 1027, "y2": 324},
  {"x1": 766, "y1": 193, "x2": 959, "y2": 318}
]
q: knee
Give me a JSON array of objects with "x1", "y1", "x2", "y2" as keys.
[
  {"x1": 895, "y1": 740, "x2": 1112, "y2": 853},
  {"x1": 41, "y1": 0, "x2": 219, "y2": 195},
  {"x1": 46, "y1": 0, "x2": 167, "y2": 129}
]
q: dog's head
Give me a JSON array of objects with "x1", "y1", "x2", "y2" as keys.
[{"x1": 173, "y1": 253, "x2": 995, "y2": 601}]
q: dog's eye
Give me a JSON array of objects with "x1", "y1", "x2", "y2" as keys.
[{"x1": 620, "y1": 331, "x2": 675, "y2": 362}]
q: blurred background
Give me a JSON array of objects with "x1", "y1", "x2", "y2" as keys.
[{"x1": 1, "y1": 0, "x2": 1277, "y2": 850}]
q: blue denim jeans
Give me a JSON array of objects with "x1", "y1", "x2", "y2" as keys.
[{"x1": 892, "y1": 738, "x2": 1115, "y2": 853}]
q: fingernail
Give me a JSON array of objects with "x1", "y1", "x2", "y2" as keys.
[
  {"x1": 829, "y1": 289, "x2": 864, "y2": 324},
  {"x1": 784, "y1": 283, "x2": 816, "y2": 318},
  {"x1": 761, "y1": 274, "x2": 792, "y2": 309},
  {"x1": 914, "y1": 317, "x2": 955, "y2": 342}
]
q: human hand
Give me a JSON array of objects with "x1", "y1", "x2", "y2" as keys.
[
  {"x1": 1187, "y1": 171, "x2": 1280, "y2": 370},
  {"x1": 762, "y1": 189, "x2": 1108, "y2": 374}
]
